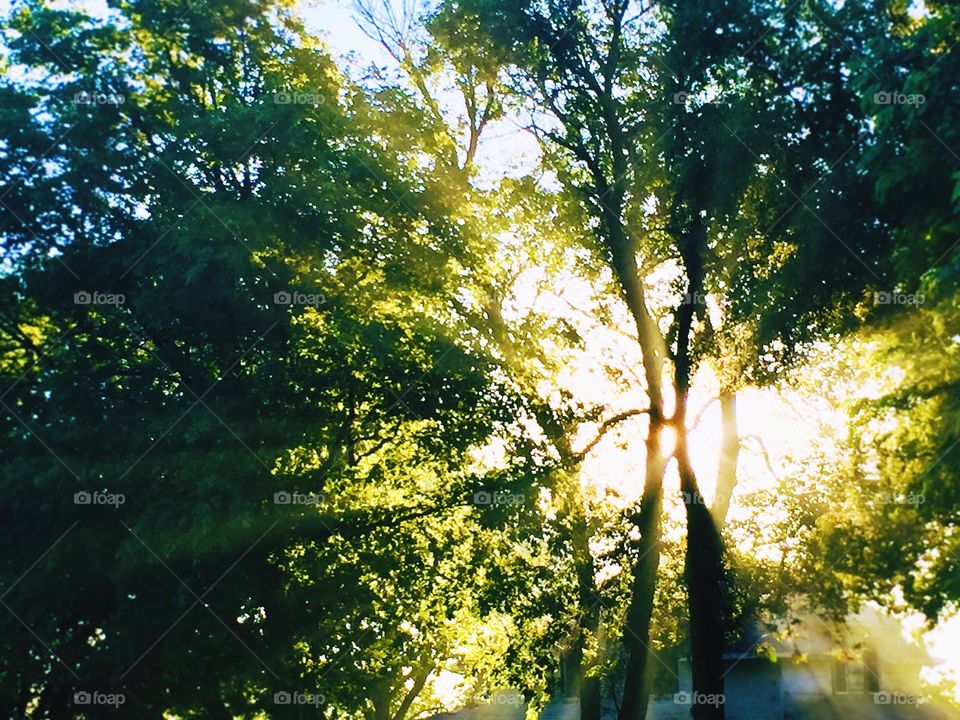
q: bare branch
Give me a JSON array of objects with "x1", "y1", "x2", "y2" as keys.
[
  {"x1": 573, "y1": 408, "x2": 649, "y2": 461},
  {"x1": 740, "y1": 433, "x2": 781, "y2": 483},
  {"x1": 688, "y1": 396, "x2": 719, "y2": 430}
]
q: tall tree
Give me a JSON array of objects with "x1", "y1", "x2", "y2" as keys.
[
  {"x1": 0, "y1": 0, "x2": 545, "y2": 714},
  {"x1": 432, "y1": 1, "x2": 898, "y2": 718}
]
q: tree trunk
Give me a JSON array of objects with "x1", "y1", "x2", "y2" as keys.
[
  {"x1": 607, "y1": 230, "x2": 669, "y2": 720},
  {"x1": 676, "y1": 398, "x2": 726, "y2": 720},
  {"x1": 373, "y1": 690, "x2": 391, "y2": 720},
  {"x1": 487, "y1": 292, "x2": 607, "y2": 719},
  {"x1": 392, "y1": 663, "x2": 431, "y2": 720},
  {"x1": 581, "y1": 675, "x2": 602, "y2": 720},
  {"x1": 665, "y1": 186, "x2": 727, "y2": 718},
  {"x1": 571, "y1": 509, "x2": 603, "y2": 720},
  {"x1": 711, "y1": 391, "x2": 739, "y2": 527},
  {"x1": 617, "y1": 422, "x2": 666, "y2": 720}
]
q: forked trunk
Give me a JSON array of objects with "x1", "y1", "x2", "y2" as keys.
[{"x1": 607, "y1": 220, "x2": 669, "y2": 720}]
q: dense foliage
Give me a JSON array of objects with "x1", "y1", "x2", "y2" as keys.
[{"x1": 0, "y1": 0, "x2": 957, "y2": 717}]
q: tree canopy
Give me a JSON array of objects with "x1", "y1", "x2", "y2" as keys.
[{"x1": 0, "y1": 0, "x2": 958, "y2": 718}]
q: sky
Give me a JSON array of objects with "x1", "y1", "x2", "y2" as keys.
[{"x1": 300, "y1": 0, "x2": 392, "y2": 63}]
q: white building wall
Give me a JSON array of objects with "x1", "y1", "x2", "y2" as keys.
[{"x1": 782, "y1": 657, "x2": 832, "y2": 696}]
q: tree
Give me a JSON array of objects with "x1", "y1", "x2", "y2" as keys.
[
  {"x1": 0, "y1": 0, "x2": 544, "y2": 714},
  {"x1": 756, "y1": 0, "x2": 960, "y2": 629},
  {"x1": 350, "y1": 5, "x2": 663, "y2": 709},
  {"x1": 429, "y1": 1, "x2": 904, "y2": 718}
]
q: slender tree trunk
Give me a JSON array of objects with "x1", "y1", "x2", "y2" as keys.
[
  {"x1": 607, "y1": 229, "x2": 669, "y2": 720},
  {"x1": 617, "y1": 429, "x2": 666, "y2": 720},
  {"x1": 571, "y1": 509, "x2": 602, "y2": 720},
  {"x1": 392, "y1": 664, "x2": 432, "y2": 720},
  {"x1": 373, "y1": 690, "x2": 391, "y2": 720},
  {"x1": 711, "y1": 391, "x2": 739, "y2": 526},
  {"x1": 675, "y1": 396, "x2": 726, "y2": 720},
  {"x1": 14, "y1": 669, "x2": 31, "y2": 719},
  {"x1": 666, "y1": 189, "x2": 728, "y2": 718},
  {"x1": 581, "y1": 675, "x2": 602, "y2": 720}
]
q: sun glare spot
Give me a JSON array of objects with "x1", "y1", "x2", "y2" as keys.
[{"x1": 660, "y1": 425, "x2": 677, "y2": 459}]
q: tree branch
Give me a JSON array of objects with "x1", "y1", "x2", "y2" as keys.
[
  {"x1": 740, "y1": 433, "x2": 780, "y2": 483},
  {"x1": 573, "y1": 408, "x2": 649, "y2": 461}
]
